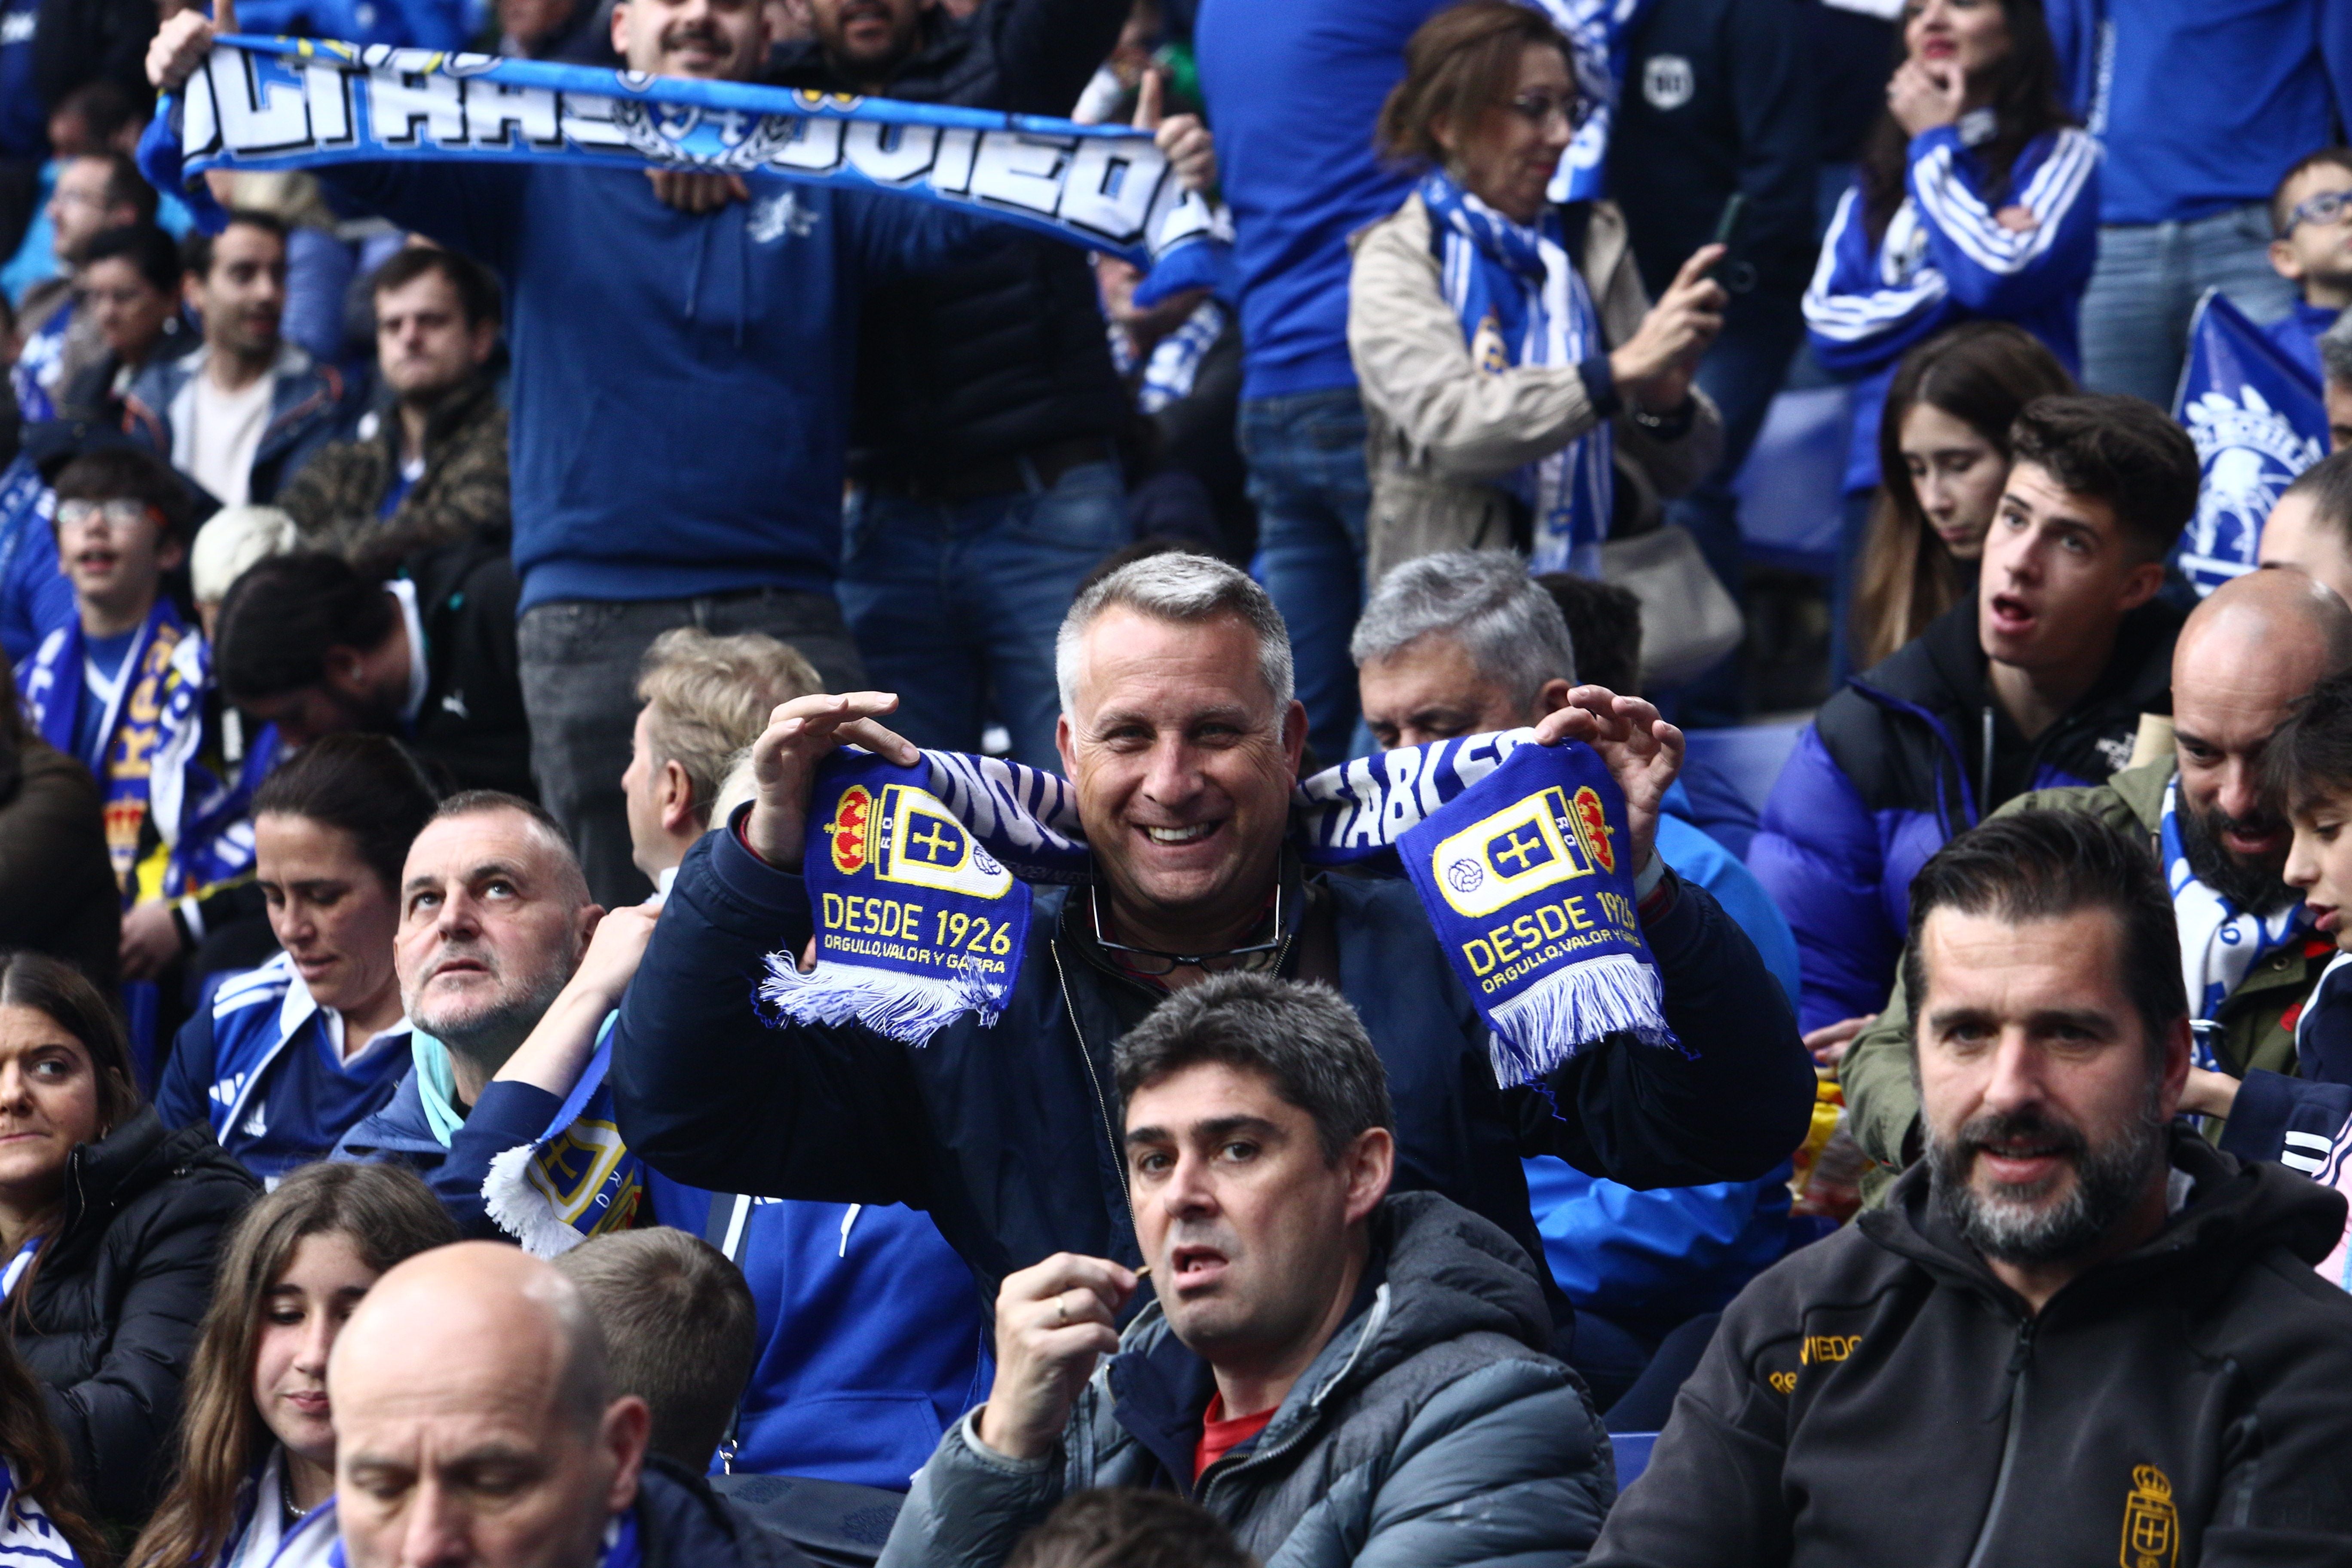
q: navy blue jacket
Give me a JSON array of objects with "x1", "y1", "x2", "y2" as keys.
[
  {"x1": 307, "y1": 162, "x2": 982, "y2": 611},
  {"x1": 1751, "y1": 597, "x2": 2180, "y2": 1032},
  {"x1": 610, "y1": 814, "x2": 1816, "y2": 1321}
]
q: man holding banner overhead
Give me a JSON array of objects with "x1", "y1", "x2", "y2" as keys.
[
  {"x1": 145, "y1": 0, "x2": 1214, "y2": 909},
  {"x1": 609, "y1": 552, "x2": 1817, "y2": 1347}
]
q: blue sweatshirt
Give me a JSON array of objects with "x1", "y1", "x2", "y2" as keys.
[
  {"x1": 1194, "y1": 0, "x2": 1448, "y2": 401},
  {"x1": 1805, "y1": 124, "x2": 2099, "y2": 493},
  {"x1": 2046, "y1": 0, "x2": 2352, "y2": 228},
  {"x1": 307, "y1": 162, "x2": 982, "y2": 610}
]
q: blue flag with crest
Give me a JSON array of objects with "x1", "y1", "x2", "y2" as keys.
[{"x1": 2172, "y1": 289, "x2": 2328, "y2": 597}]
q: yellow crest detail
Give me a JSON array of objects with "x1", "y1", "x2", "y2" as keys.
[
  {"x1": 1472, "y1": 311, "x2": 1511, "y2": 375},
  {"x1": 1428, "y1": 785, "x2": 1601, "y2": 919},
  {"x1": 2119, "y1": 1464, "x2": 2178, "y2": 1568}
]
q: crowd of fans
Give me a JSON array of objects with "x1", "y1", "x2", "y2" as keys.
[{"x1": 0, "y1": 0, "x2": 2349, "y2": 1564}]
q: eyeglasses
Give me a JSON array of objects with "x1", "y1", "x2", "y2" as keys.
[
  {"x1": 1507, "y1": 93, "x2": 1593, "y2": 132},
  {"x1": 54, "y1": 499, "x2": 159, "y2": 529},
  {"x1": 2283, "y1": 187, "x2": 2352, "y2": 236},
  {"x1": 1088, "y1": 882, "x2": 1286, "y2": 977}
]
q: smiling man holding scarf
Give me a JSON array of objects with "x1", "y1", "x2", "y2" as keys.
[{"x1": 610, "y1": 552, "x2": 1816, "y2": 1366}]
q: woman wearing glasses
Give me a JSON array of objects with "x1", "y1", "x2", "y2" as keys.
[
  {"x1": 1348, "y1": 0, "x2": 1728, "y2": 590},
  {"x1": 1805, "y1": 0, "x2": 2098, "y2": 633}
]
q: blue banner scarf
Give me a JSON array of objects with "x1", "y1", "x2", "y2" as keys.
[
  {"x1": 149, "y1": 36, "x2": 1224, "y2": 271},
  {"x1": 2172, "y1": 288, "x2": 2327, "y2": 597},
  {"x1": 2160, "y1": 778, "x2": 2303, "y2": 1072},
  {"x1": 1535, "y1": 0, "x2": 1657, "y2": 207},
  {"x1": 763, "y1": 732, "x2": 1675, "y2": 1085},
  {"x1": 18, "y1": 599, "x2": 190, "y2": 903},
  {"x1": 1418, "y1": 169, "x2": 1612, "y2": 577},
  {"x1": 480, "y1": 1020, "x2": 648, "y2": 1257}
]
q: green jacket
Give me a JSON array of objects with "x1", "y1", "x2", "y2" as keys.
[{"x1": 1841, "y1": 756, "x2": 2332, "y2": 1204}]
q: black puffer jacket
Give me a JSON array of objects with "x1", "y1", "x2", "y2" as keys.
[
  {"x1": 14, "y1": 1108, "x2": 257, "y2": 1520},
  {"x1": 769, "y1": 0, "x2": 1129, "y2": 484},
  {"x1": 1588, "y1": 1132, "x2": 2352, "y2": 1568}
]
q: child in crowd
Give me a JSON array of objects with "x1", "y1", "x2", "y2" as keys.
[
  {"x1": 2260, "y1": 447, "x2": 2352, "y2": 608},
  {"x1": 2265, "y1": 149, "x2": 2352, "y2": 384},
  {"x1": 125, "y1": 1163, "x2": 458, "y2": 1568},
  {"x1": 14, "y1": 445, "x2": 267, "y2": 1045}
]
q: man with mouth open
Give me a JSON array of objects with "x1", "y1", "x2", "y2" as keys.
[
  {"x1": 1755, "y1": 392, "x2": 2197, "y2": 1040},
  {"x1": 612, "y1": 551, "x2": 1815, "y2": 1341},
  {"x1": 879, "y1": 972, "x2": 1611, "y2": 1568},
  {"x1": 1584, "y1": 809, "x2": 2352, "y2": 1568},
  {"x1": 1840, "y1": 566, "x2": 2352, "y2": 1201}
]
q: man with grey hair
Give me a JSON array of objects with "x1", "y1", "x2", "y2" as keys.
[
  {"x1": 335, "y1": 791, "x2": 603, "y2": 1175},
  {"x1": 1354, "y1": 552, "x2": 1799, "y2": 1398},
  {"x1": 613, "y1": 549, "x2": 1814, "y2": 1340},
  {"x1": 882, "y1": 973, "x2": 1611, "y2": 1568},
  {"x1": 330, "y1": 1240, "x2": 809, "y2": 1568}
]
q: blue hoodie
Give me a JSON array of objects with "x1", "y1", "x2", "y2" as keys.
[
  {"x1": 1193, "y1": 0, "x2": 1447, "y2": 401},
  {"x1": 2046, "y1": 0, "x2": 2352, "y2": 229},
  {"x1": 293, "y1": 162, "x2": 984, "y2": 610}
]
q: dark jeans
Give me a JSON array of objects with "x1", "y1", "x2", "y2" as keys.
[
  {"x1": 1662, "y1": 288, "x2": 1807, "y2": 725},
  {"x1": 1238, "y1": 387, "x2": 1372, "y2": 767},
  {"x1": 839, "y1": 459, "x2": 1131, "y2": 769},
  {"x1": 519, "y1": 590, "x2": 866, "y2": 906}
]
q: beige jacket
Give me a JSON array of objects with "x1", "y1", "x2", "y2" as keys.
[{"x1": 1348, "y1": 192, "x2": 1723, "y2": 588}]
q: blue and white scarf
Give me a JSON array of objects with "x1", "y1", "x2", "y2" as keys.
[
  {"x1": 763, "y1": 733, "x2": 1677, "y2": 1086},
  {"x1": 2160, "y1": 779, "x2": 2303, "y2": 1070},
  {"x1": 148, "y1": 36, "x2": 1223, "y2": 270},
  {"x1": 0, "y1": 1458, "x2": 82, "y2": 1568},
  {"x1": 1419, "y1": 170, "x2": 1612, "y2": 576},
  {"x1": 480, "y1": 1020, "x2": 647, "y2": 1258}
]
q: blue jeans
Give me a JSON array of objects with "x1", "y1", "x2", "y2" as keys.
[
  {"x1": 1238, "y1": 388, "x2": 1372, "y2": 768},
  {"x1": 2079, "y1": 202, "x2": 2300, "y2": 406},
  {"x1": 839, "y1": 459, "x2": 1131, "y2": 770}
]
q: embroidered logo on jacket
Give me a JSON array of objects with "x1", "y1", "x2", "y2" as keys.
[{"x1": 2120, "y1": 1464, "x2": 2179, "y2": 1568}]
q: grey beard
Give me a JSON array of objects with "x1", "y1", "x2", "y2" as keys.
[
  {"x1": 1926, "y1": 1087, "x2": 2170, "y2": 1269},
  {"x1": 418, "y1": 964, "x2": 573, "y2": 1082}
]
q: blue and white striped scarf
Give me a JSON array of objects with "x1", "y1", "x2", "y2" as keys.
[
  {"x1": 1419, "y1": 170, "x2": 1612, "y2": 576},
  {"x1": 2160, "y1": 780, "x2": 2303, "y2": 1069}
]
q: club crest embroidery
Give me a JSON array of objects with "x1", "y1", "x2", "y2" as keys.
[
  {"x1": 2119, "y1": 1464, "x2": 2179, "y2": 1568},
  {"x1": 522, "y1": 1115, "x2": 643, "y2": 1237}
]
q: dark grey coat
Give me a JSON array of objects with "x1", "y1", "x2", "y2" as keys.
[{"x1": 879, "y1": 1192, "x2": 1613, "y2": 1568}]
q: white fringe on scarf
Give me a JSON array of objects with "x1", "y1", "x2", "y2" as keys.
[
  {"x1": 1485, "y1": 952, "x2": 1676, "y2": 1085},
  {"x1": 482, "y1": 1145, "x2": 590, "y2": 1259},
  {"x1": 759, "y1": 950, "x2": 1009, "y2": 1046}
]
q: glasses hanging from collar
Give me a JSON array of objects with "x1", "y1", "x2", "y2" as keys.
[{"x1": 1088, "y1": 882, "x2": 1286, "y2": 977}]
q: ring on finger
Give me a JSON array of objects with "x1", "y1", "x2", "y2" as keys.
[{"x1": 1055, "y1": 1292, "x2": 1069, "y2": 1327}]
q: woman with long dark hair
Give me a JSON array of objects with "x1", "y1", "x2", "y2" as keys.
[
  {"x1": 123, "y1": 1162, "x2": 457, "y2": 1568},
  {"x1": 0, "y1": 1327, "x2": 103, "y2": 1567},
  {"x1": 154, "y1": 735, "x2": 440, "y2": 1181},
  {"x1": 1805, "y1": 0, "x2": 2098, "y2": 565},
  {"x1": 1849, "y1": 321, "x2": 2075, "y2": 666},
  {"x1": 0, "y1": 951, "x2": 256, "y2": 1524}
]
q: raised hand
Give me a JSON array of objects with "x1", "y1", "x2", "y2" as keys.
[
  {"x1": 743, "y1": 692, "x2": 921, "y2": 871},
  {"x1": 1531, "y1": 686, "x2": 1686, "y2": 877},
  {"x1": 1608, "y1": 245, "x2": 1726, "y2": 413},
  {"x1": 975, "y1": 1253, "x2": 1137, "y2": 1461},
  {"x1": 1887, "y1": 57, "x2": 1967, "y2": 138},
  {"x1": 1136, "y1": 69, "x2": 1216, "y2": 195},
  {"x1": 148, "y1": 0, "x2": 232, "y2": 92}
]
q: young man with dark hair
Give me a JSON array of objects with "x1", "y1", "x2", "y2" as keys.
[
  {"x1": 1840, "y1": 568, "x2": 2352, "y2": 1204},
  {"x1": 2261, "y1": 446, "x2": 2352, "y2": 607},
  {"x1": 882, "y1": 972, "x2": 1611, "y2": 1568},
  {"x1": 1587, "y1": 809, "x2": 2352, "y2": 1568},
  {"x1": 276, "y1": 246, "x2": 509, "y2": 564},
  {"x1": 213, "y1": 549, "x2": 531, "y2": 797},
  {"x1": 8, "y1": 149, "x2": 154, "y2": 423},
  {"x1": 1755, "y1": 392, "x2": 2198, "y2": 1038},
  {"x1": 57, "y1": 222, "x2": 193, "y2": 424},
  {"x1": 17, "y1": 444, "x2": 258, "y2": 992},
  {"x1": 124, "y1": 208, "x2": 354, "y2": 506},
  {"x1": 2263, "y1": 147, "x2": 2352, "y2": 383}
]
